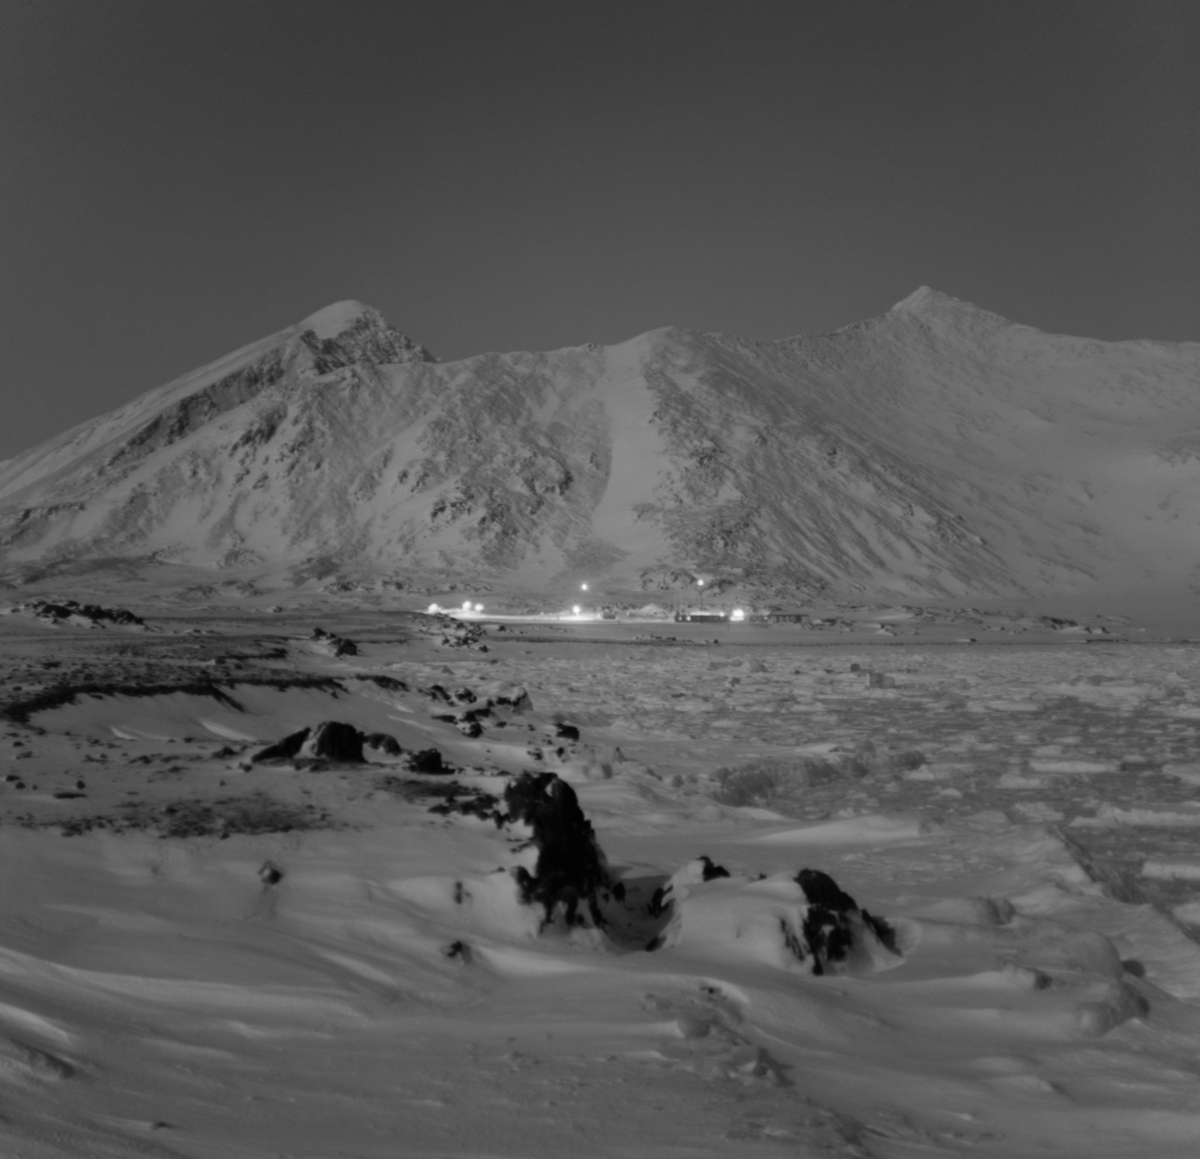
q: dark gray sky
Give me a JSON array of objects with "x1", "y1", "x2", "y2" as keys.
[{"x1": 2, "y1": 0, "x2": 1197, "y2": 459}]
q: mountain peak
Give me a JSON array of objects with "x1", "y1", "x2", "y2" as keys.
[
  {"x1": 887, "y1": 286, "x2": 1024, "y2": 339},
  {"x1": 296, "y1": 300, "x2": 436, "y2": 365},
  {"x1": 300, "y1": 299, "x2": 380, "y2": 340},
  {"x1": 890, "y1": 286, "x2": 971, "y2": 314}
]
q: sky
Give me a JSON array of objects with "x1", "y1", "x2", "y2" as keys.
[{"x1": 1, "y1": 0, "x2": 1197, "y2": 460}]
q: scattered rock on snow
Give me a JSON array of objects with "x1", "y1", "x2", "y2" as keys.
[
  {"x1": 407, "y1": 747, "x2": 452, "y2": 774},
  {"x1": 310, "y1": 627, "x2": 358, "y2": 657},
  {"x1": 8, "y1": 599, "x2": 147, "y2": 630},
  {"x1": 650, "y1": 863, "x2": 901, "y2": 974},
  {"x1": 252, "y1": 720, "x2": 365, "y2": 764},
  {"x1": 363, "y1": 731, "x2": 402, "y2": 756}
]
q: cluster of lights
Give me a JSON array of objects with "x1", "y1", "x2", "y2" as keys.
[
  {"x1": 426, "y1": 601, "x2": 483, "y2": 615},
  {"x1": 563, "y1": 582, "x2": 594, "y2": 620}
]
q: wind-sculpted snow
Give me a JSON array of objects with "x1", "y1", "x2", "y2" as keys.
[
  {"x1": 8, "y1": 609, "x2": 1200, "y2": 1156},
  {"x1": 3, "y1": 290, "x2": 1198, "y2": 599},
  {"x1": 650, "y1": 859, "x2": 902, "y2": 975}
]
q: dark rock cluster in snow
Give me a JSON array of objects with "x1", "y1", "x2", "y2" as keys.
[
  {"x1": 251, "y1": 719, "x2": 452, "y2": 774},
  {"x1": 794, "y1": 868, "x2": 900, "y2": 974},
  {"x1": 253, "y1": 720, "x2": 367, "y2": 764},
  {"x1": 310, "y1": 627, "x2": 358, "y2": 656},
  {"x1": 7, "y1": 599, "x2": 147, "y2": 629},
  {"x1": 503, "y1": 772, "x2": 616, "y2": 930}
]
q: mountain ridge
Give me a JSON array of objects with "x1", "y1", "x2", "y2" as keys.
[{"x1": 2, "y1": 292, "x2": 1198, "y2": 603}]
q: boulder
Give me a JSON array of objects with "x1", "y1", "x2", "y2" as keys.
[
  {"x1": 251, "y1": 728, "x2": 310, "y2": 763},
  {"x1": 363, "y1": 732, "x2": 402, "y2": 756},
  {"x1": 795, "y1": 868, "x2": 899, "y2": 974},
  {"x1": 408, "y1": 747, "x2": 451, "y2": 774},
  {"x1": 252, "y1": 720, "x2": 365, "y2": 764},
  {"x1": 300, "y1": 721, "x2": 364, "y2": 762},
  {"x1": 503, "y1": 772, "x2": 614, "y2": 929}
]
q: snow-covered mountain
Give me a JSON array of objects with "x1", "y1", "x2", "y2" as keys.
[{"x1": 2, "y1": 291, "x2": 1198, "y2": 599}]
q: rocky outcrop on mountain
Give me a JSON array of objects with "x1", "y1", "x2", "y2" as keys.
[{"x1": 2, "y1": 291, "x2": 1198, "y2": 600}]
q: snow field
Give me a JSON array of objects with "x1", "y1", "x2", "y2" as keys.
[{"x1": 3, "y1": 632, "x2": 1200, "y2": 1154}]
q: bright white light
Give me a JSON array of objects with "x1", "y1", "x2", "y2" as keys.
[
  {"x1": 697, "y1": 579, "x2": 705, "y2": 587},
  {"x1": 462, "y1": 601, "x2": 472, "y2": 612},
  {"x1": 731, "y1": 607, "x2": 745, "y2": 622},
  {"x1": 427, "y1": 603, "x2": 439, "y2": 614},
  {"x1": 581, "y1": 582, "x2": 589, "y2": 591},
  {"x1": 474, "y1": 603, "x2": 484, "y2": 612},
  {"x1": 572, "y1": 605, "x2": 581, "y2": 615}
]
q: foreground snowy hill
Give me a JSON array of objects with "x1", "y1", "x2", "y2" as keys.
[
  {"x1": 2, "y1": 291, "x2": 1198, "y2": 601},
  {"x1": 5, "y1": 607, "x2": 1200, "y2": 1157}
]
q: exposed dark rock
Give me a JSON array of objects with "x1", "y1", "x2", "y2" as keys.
[
  {"x1": 304, "y1": 721, "x2": 365, "y2": 762},
  {"x1": 407, "y1": 747, "x2": 450, "y2": 774},
  {"x1": 436, "y1": 620, "x2": 488, "y2": 650},
  {"x1": 43, "y1": 793, "x2": 335, "y2": 838},
  {"x1": 648, "y1": 855, "x2": 730, "y2": 918},
  {"x1": 252, "y1": 720, "x2": 365, "y2": 764},
  {"x1": 3, "y1": 674, "x2": 340, "y2": 726},
  {"x1": 251, "y1": 727, "x2": 310, "y2": 763},
  {"x1": 795, "y1": 868, "x2": 899, "y2": 973},
  {"x1": 362, "y1": 674, "x2": 410, "y2": 693},
  {"x1": 698, "y1": 855, "x2": 730, "y2": 881},
  {"x1": 492, "y1": 684, "x2": 531, "y2": 712},
  {"x1": 363, "y1": 731, "x2": 402, "y2": 756},
  {"x1": 13, "y1": 599, "x2": 147, "y2": 629},
  {"x1": 502, "y1": 772, "x2": 612, "y2": 929},
  {"x1": 554, "y1": 723, "x2": 580, "y2": 742},
  {"x1": 311, "y1": 627, "x2": 358, "y2": 656},
  {"x1": 426, "y1": 783, "x2": 502, "y2": 822}
]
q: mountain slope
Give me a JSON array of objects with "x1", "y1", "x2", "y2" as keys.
[{"x1": 1, "y1": 292, "x2": 1198, "y2": 600}]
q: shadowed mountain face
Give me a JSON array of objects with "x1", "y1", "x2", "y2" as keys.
[{"x1": 2, "y1": 291, "x2": 1198, "y2": 599}]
